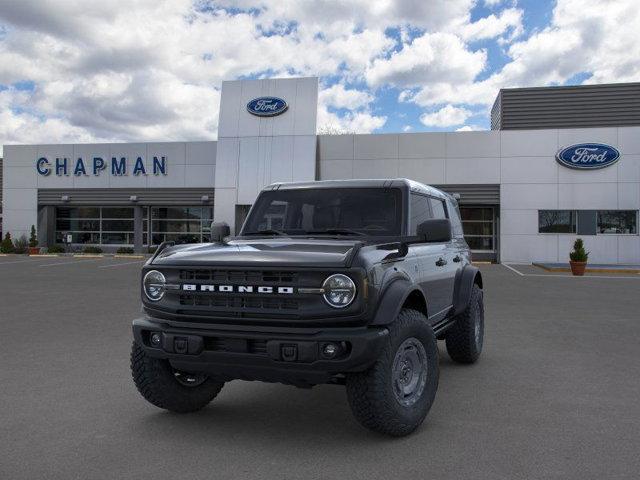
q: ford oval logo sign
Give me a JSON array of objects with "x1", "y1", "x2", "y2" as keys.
[
  {"x1": 556, "y1": 143, "x2": 620, "y2": 170},
  {"x1": 247, "y1": 97, "x2": 288, "y2": 117}
]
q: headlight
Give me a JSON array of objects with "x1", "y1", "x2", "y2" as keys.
[
  {"x1": 322, "y1": 274, "x2": 356, "y2": 308},
  {"x1": 143, "y1": 270, "x2": 166, "y2": 302}
]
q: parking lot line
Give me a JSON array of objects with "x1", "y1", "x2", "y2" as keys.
[
  {"x1": 502, "y1": 263, "x2": 640, "y2": 280},
  {"x1": 38, "y1": 258, "x2": 103, "y2": 267},
  {"x1": 98, "y1": 260, "x2": 146, "y2": 268},
  {"x1": 0, "y1": 257, "x2": 57, "y2": 266}
]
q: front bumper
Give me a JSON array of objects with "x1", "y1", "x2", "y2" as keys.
[{"x1": 132, "y1": 316, "x2": 389, "y2": 386}]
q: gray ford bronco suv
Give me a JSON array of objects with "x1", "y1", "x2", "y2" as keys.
[{"x1": 131, "y1": 179, "x2": 484, "y2": 436}]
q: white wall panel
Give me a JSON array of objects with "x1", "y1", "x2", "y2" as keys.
[
  {"x1": 353, "y1": 159, "x2": 398, "y2": 178},
  {"x1": 501, "y1": 209, "x2": 540, "y2": 235},
  {"x1": 319, "y1": 160, "x2": 353, "y2": 180},
  {"x1": 558, "y1": 128, "x2": 618, "y2": 149},
  {"x1": 317, "y1": 135, "x2": 354, "y2": 160},
  {"x1": 446, "y1": 131, "x2": 500, "y2": 158},
  {"x1": 502, "y1": 184, "x2": 558, "y2": 209},
  {"x1": 501, "y1": 156, "x2": 558, "y2": 184},
  {"x1": 398, "y1": 133, "x2": 446, "y2": 159},
  {"x1": 500, "y1": 129, "x2": 558, "y2": 157},
  {"x1": 558, "y1": 183, "x2": 618, "y2": 209},
  {"x1": 397, "y1": 158, "x2": 445, "y2": 184},
  {"x1": 618, "y1": 236, "x2": 640, "y2": 263},
  {"x1": 501, "y1": 234, "x2": 558, "y2": 263},
  {"x1": 354, "y1": 134, "x2": 398, "y2": 160},
  {"x1": 618, "y1": 127, "x2": 640, "y2": 155},
  {"x1": 185, "y1": 141, "x2": 216, "y2": 166},
  {"x1": 446, "y1": 157, "x2": 500, "y2": 184},
  {"x1": 617, "y1": 182, "x2": 640, "y2": 209}
]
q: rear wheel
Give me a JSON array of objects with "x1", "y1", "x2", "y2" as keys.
[
  {"x1": 131, "y1": 342, "x2": 224, "y2": 413},
  {"x1": 345, "y1": 309, "x2": 439, "y2": 436},
  {"x1": 445, "y1": 283, "x2": 484, "y2": 363}
]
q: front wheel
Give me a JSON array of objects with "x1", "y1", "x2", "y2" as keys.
[
  {"x1": 130, "y1": 342, "x2": 224, "y2": 413},
  {"x1": 345, "y1": 309, "x2": 439, "y2": 436}
]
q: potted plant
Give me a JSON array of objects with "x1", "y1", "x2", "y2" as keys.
[
  {"x1": 28, "y1": 225, "x2": 40, "y2": 255},
  {"x1": 569, "y1": 238, "x2": 589, "y2": 276},
  {"x1": 13, "y1": 235, "x2": 29, "y2": 254}
]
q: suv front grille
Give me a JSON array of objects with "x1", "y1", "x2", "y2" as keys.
[
  {"x1": 179, "y1": 269, "x2": 298, "y2": 284},
  {"x1": 179, "y1": 294, "x2": 299, "y2": 311}
]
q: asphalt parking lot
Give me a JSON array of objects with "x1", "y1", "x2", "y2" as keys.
[{"x1": 1, "y1": 256, "x2": 639, "y2": 479}]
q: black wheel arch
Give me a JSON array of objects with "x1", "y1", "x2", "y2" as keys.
[
  {"x1": 371, "y1": 278, "x2": 428, "y2": 325},
  {"x1": 452, "y1": 265, "x2": 483, "y2": 316}
]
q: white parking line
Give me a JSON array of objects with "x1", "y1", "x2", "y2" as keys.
[
  {"x1": 0, "y1": 257, "x2": 56, "y2": 266},
  {"x1": 38, "y1": 258, "x2": 102, "y2": 267},
  {"x1": 98, "y1": 260, "x2": 146, "y2": 269},
  {"x1": 502, "y1": 263, "x2": 640, "y2": 280}
]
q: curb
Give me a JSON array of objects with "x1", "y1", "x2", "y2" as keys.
[{"x1": 114, "y1": 254, "x2": 146, "y2": 259}]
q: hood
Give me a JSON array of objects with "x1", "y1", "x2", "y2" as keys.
[{"x1": 150, "y1": 238, "x2": 362, "y2": 268}]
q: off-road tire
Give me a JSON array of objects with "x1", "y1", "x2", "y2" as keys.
[
  {"x1": 345, "y1": 309, "x2": 439, "y2": 436},
  {"x1": 131, "y1": 341, "x2": 224, "y2": 413},
  {"x1": 445, "y1": 283, "x2": 484, "y2": 364}
]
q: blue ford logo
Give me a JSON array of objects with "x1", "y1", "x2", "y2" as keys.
[
  {"x1": 247, "y1": 97, "x2": 288, "y2": 117},
  {"x1": 556, "y1": 143, "x2": 620, "y2": 170}
]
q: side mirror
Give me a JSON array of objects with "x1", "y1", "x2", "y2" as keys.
[
  {"x1": 210, "y1": 222, "x2": 230, "y2": 243},
  {"x1": 417, "y1": 219, "x2": 452, "y2": 243}
]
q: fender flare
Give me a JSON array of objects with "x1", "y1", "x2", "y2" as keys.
[
  {"x1": 370, "y1": 278, "x2": 427, "y2": 326},
  {"x1": 452, "y1": 265, "x2": 483, "y2": 316}
]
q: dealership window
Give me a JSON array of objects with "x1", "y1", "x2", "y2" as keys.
[
  {"x1": 460, "y1": 207, "x2": 495, "y2": 251},
  {"x1": 150, "y1": 206, "x2": 214, "y2": 245},
  {"x1": 538, "y1": 210, "x2": 577, "y2": 233},
  {"x1": 597, "y1": 210, "x2": 638, "y2": 234},
  {"x1": 56, "y1": 207, "x2": 138, "y2": 244}
]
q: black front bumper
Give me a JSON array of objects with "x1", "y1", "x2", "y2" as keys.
[{"x1": 132, "y1": 317, "x2": 389, "y2": 386}]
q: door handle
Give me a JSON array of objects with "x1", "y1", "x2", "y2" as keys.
[
  {"x1": 435, "y1": 257, "x2": 447, "y2": 267},
  {"x1": 453, "y1": 255, "x2": 461, "y2": 263}
]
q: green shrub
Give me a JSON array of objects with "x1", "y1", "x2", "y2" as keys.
[
  {"x1": 83, "y1": 246, "x2": 103, "y2": 254},
  {"x1": 116, "y1": 247, "x2": 135, "y2": 254},
  {"x1": 1, "y1": 233, "x2": 15, "y2": 253},
  {"x1": 29, "y1": 225, "x2": 38, "y2": 248},
  {"x1": 47, "y1": 245, "x2": 65, "y2": 254},
  {"x1": 13, "y1": 235, "x2": 29, "y2": 254},
  {"x1": 569, "y1": 238, "x2": 589, "y2": 262}
]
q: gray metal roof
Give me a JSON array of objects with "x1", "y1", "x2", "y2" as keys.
[{"x1": 491, "y1": 82, "x2": 640, "y2": 130}]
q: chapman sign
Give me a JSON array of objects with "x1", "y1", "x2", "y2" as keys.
[
  {"x1": 36, "y1": 156, "x2": 167, "y2": 177},
  {"x1": 246, "y1": 97, "x2": 288, "y2": 117},
  {"x1": 556, "y1": 143, "x2": 620, "y2": 170}
]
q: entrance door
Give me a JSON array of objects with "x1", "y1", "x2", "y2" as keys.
[{"x1": 459, "y1": 206, "x2": 497, "y2": 262}]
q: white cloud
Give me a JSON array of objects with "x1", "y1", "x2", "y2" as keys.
[
  {"x1": 456, "y1": 125, "x2": 484, "y2": 131},
  {"x1": 402, "y1": 125, "x2": 413, "y2": 132},
  {"x1": 420, "y1": 105, "x2": 472, "y2": 127},
  {"x1": 366, "y1": 32, "x2": 486, "y2": 88},
  {"x1": 319, "y1": 84, "x2": 373, "y2": 110},
  {"x1": 459, "y1": 8, "x2": 523, "y2": 42}
]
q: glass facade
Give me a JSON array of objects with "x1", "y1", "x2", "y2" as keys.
[
  {"x1": 55, "y1": 206, "x2": 213, "y2": 246},
  {"x1": 460, "y1": 207, "x2": 495, "y2": 252},
  {"x1": 538, "y1": 210, "x2": 577, "y2": 233},
  {"x1": 597, "y1": 210, "x2": 637, "y2": 234}
]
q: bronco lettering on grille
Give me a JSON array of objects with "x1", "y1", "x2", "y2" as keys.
[{"x1": 181, "y1": 284, "x2": 295, "y2": 294}]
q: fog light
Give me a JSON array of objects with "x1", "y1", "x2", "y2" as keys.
[
  {"x1": 322, "y1": 343, "x2": 339, "y2": 358},
  {"x1": 150, "y1": 332, "x2": 162, "y2": 347}
]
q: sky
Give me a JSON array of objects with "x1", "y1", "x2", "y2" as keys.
[{"x1": 0, "y1": 0, "x2": 639, "y2": 154}]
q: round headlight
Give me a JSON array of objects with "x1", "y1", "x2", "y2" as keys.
[
  {"x1": 143, "y1": 270, "x2": 166, "y2": 302},
  {"x1": 322, "y1": 274, "x2": 356, "y2": 308}
]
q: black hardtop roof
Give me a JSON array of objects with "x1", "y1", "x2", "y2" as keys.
[{"x1": 263, "y1": 178, "x2": 449, "y2": 199}]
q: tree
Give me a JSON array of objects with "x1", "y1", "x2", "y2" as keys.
[
  {"x1": 1, "y1": 232, "x2": 15, "y2": 253},
  {"x1": 29, "y1": 225, "x2": 38, "y2": 248}
]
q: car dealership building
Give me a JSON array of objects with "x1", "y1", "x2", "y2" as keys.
[{"x1": 2, "y1": 78, "x2": 639, "y2": 264}]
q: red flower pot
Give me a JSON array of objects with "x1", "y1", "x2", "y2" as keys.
[{"x1": 569, "y1": 261, "x2": 587, "y2": 276}]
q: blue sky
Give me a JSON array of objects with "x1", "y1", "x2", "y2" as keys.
[{"x1": 0, "y1": 0, "x2": 638, "y2": 150}]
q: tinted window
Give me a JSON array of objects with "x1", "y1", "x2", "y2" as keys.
[
  {"x1": 409, "y1": 193, "x2": 431, "y2": 235},
  {"x1": 243, "y1": 188, "x2": 403, "y2": 236},
  {"x1": 430, "y1": 198, "x2": 447, "y2": 219},
  {"x1": 538, "y1": 210, "x2": 576, "y2": 233},
  {"x1": 447, "y1": 199, "x2": 464, "y2": 237},
  {"x1": 597, "y1": 210, "x2": 637, "y2": 234}
]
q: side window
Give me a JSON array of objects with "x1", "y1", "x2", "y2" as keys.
[
  {"x1": 447, "y1": 199, "x2": 464, "y2": 237},
  {"x1": 409, "y1": 193, "x2": 431, "y2": 235},
  {"x1": 429, "y1": 198, "x2": 447, "y2": 220}
]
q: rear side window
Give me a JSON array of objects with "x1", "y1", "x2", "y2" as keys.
[
  {"x1": 447, "y1": 199, "x2": 464, "y2": 237},
  {"x1": 409, "y1": 193, "x2": 431, "y2": 235},
  {"x1": 430, "y1": 198, "x2": 447, "y2": 219}
]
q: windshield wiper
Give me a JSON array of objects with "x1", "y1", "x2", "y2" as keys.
[
  {"x1": 306, "y1": 228, "x2": 365, "y2": 236},
  {"x1": 243, "y1": 229, "x2": 287, "y2": 236}
]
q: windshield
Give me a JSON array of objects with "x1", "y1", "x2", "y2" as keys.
[{"x1": 241, "y1": 188, "x2": 403, "y2": 236}]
